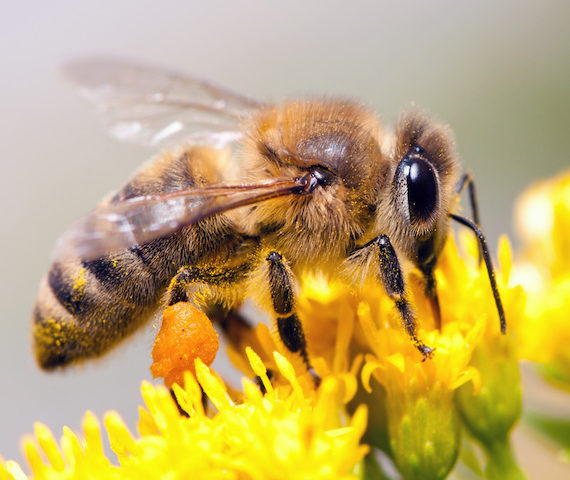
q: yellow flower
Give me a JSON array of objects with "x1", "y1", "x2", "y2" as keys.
[
  {"x1": 4, "y1": 352, "x2": 368, "y2": 480},
  {"x1": 452, "y1": 238, "x2": 525, "y2": 479},
  {"x1": 515, "y1": 168, "x2": 570, "y2": 278},
  {"x1": 513, "y1": 169, "x2": 570, "y2": 383}
]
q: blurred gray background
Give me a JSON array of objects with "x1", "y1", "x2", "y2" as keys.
[{"x1": 1, "y1": 0, "x2": 569, "y2": 476}]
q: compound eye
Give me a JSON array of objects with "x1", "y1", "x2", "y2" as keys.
[{"x1": 401, "y1": 156, "x2": 439, "y2": 223}]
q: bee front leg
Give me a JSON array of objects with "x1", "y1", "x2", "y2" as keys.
[
  {"x1": 266, "y1": 252, "x2": 321, "y2": 386},
  {"x1": 353, "y1": 235, "x2": 434, "y2": 360}
]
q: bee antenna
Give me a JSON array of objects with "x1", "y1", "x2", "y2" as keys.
[{"x1": 449, "y1": 213, "x2": 507, "y2": 334}]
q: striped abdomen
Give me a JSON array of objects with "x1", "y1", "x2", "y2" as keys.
[{"x1": 33, "y1": 147, "x2": 239, "y2": 369}]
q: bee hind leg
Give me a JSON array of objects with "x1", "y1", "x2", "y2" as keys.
[
  {"x1": 163, "y1": 263, "x2": 252, "y2": 412},
  {"x1": 266, "y1": 251, "x2": 321, "y2": 386},
  {"x1": 166, "y1": 262, "x2": 252, "y2": 306}
]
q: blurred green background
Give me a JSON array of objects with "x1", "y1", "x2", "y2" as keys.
[{"x1": 1, "y1": 1, "x2": 569, "y2": 476}]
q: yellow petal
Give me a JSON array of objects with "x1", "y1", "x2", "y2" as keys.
[
  {"x1": 273, "y1": 351, "x2": 305, "y2": 403},
  {"x1": 386, "y1": 353, "x2": 405, "y2": 372},
  {"x1": 361, "y1": 360, "x2": 382, "y2": 393},
  {"x1": 34, "y1": 422, "x2": 65, "y2": 471},
  {"x1": 246, "y1": 346, "x2": 274, "y2": 398},
  {"x1": 21, "y1": 437, "x2": 44, "y2": 477},
  {"x1": 4, "y1": 461, "x2": 27, "y2": 480},
  {"x1": 105, "y1": 411, "x2": 136, "y2": 457},
  {"x1": 82, "y1": 411, "x2": 104, "y2": 459},
  {"x1": 195, "y1": 358, "x2": 233, "y2": 410}
]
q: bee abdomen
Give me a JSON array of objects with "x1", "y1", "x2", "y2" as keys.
[{"x1": 34, "y1": 251, "x2": 166, "y2": 369}]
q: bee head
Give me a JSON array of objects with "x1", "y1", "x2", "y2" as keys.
[{"x1": 386, "y1": 110, "x2": 459, "y2": 267}]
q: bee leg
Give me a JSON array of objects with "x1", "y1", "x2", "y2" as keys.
[
  {"x1": 169, "y1": 271, "x2": 258, "y2": 352},
  {"x1": 167, "y1": 263, "x2": 251, "y2": 306},
  {"x1": 455, "y1": 175, "x2": 507, "y2": 334},
  {"x1": 167, "y1": 272, "x2": 192, "y2": 305},
  {"x1": 164, "y1": 264, "x2": 251, "y2": 414},
  {"x1": 450, "y1": 214, "x2": 507, "y2": 334},
  {"x1": 266, "y1": 251, "x2": 321, "y2": 386},
  {"x1": 456, "y1": 171, "x2": 482, "y2": 264},
  {"x1": 168, "y1": 265, "x2": 283, "y2": 392},
  {"x1": 211, "y1": 303, "x2": 277, "y2": 394},
  {"x1": 166, "y1": 275, "x2": 210, "y2": 415},
  {"x1": 170, "y1": 387, "x2": 208, "y2": 416},
  {"x1": 371, "y1": 235, "x2": 434, "y2": 360}
]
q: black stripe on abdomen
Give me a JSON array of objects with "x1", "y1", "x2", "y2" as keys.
[
  {"x1": 82, "y1": 256, "x2": 124, "y2": 288},
  {"x1": 82, "y1": 246, "x2": 171, "y2": 308},
  {"x1": 47, "y1": 263, "x2": 93, "y2": 316}
]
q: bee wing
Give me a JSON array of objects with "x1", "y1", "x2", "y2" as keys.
[
  {"x1": 62, "y1": 57, "x2": 263, "y2": 148},
  {"x1": 53, "y1": 178, "x2": 301, "y2": 262}
]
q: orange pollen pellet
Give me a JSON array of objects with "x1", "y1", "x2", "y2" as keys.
[{"x1": 150, "y1": 302, "x2": 219, "y2": 388}]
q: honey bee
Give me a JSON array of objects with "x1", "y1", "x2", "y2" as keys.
[{"x1": 33, "y1": 58, "x2": 505, "y2": 379}]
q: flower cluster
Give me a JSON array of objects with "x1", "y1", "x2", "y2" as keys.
[
  {"x1": 4, "y1": 170, "x2": 570, "y2": 479},
  {"x1": 2, "y1": 353, "x2": 367, "y2": 480}
]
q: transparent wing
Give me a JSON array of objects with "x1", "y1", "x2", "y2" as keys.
[
  {"x1": 53, "y1": 179, "x2": 301, "y2": 262},
  {"x1": 62, "y1": 57, "x2": 263, "y2": 148}
]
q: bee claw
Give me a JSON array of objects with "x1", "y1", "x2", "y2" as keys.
[
  {"x1": 419, "y1": 345, "x2": 435, "y2": 361},
  {"x1": 307, "y1": 367, "x2": 321, "y2": 387}
]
